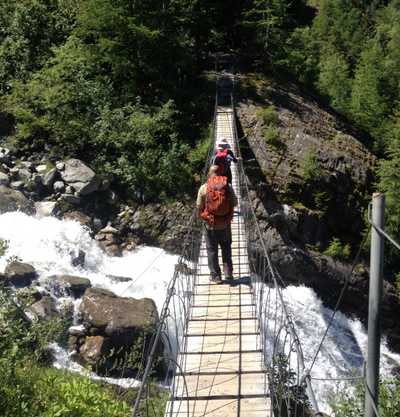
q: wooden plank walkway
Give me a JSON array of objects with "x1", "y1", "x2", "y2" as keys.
[{"x1": 165, "y1": 107, "x2": 271, "y2": 417}]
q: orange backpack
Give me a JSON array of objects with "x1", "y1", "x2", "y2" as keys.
[{"x1": 201, "y1": 176, "x2": 233, "y2": 227}]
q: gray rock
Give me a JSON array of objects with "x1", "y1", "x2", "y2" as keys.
[
  {"x1": 29, "y1": 296, "x2": 58, "y2": 320},
  {"x1": 5, "y1": 261, "x2": 37, "y2": 287},
  {"x1": 107, "y1": 274, "x2": 132, "y2": 283},
  {"x1": 93, "y1": 218, "x2": 103, "y2": 232},
  {"x1": 0, "y1": 147, "x2": 10, "y2": 163},
  {"x1": 79, "y1": 335, "x2": 111, "y2": 366},
  {"x1": 61, "y1": 159, "x2": 99, "y2": 196},
  {"x1": 53, "y1": 181, "x2": 65, "y2": 193},
  {"x1": 17, "y1": 168, "x2": 31, "y2": 181},
  {"x1": 10, "y1": 181, "x2": 24, "y2": 190},
  {"x1": 36, "y1": 164, "x2": 48, "y2": 174},
  {"x1": 9, "y1": 167, "x2": 19, "y2": 178},
  {"x1": 56, "y1": 161, "x2": 65, "y2": 171},
  {"x1": 65, "y1": 185, "x2": 74, "y2": 194},
  {"x1": 35, "y1": 201, "x2": 57, "y2": 217},
  {"x1": 80, "y1": 288, "x2": 158, "y2": 334},
  {"x1": 0, "y1": 185, "x2": 32, "y2": 214},
  {"x1": 60, "y1": 194, "x2": 81, "y2": 205},
  {"x1": 0, "y1": 172, "x2": 10, "y2": 186},
  {"x1": 55, "y1": 275, "x2": 91, "y2": 297},
  {"x1": 42, "y1": 168, "x2": 58, "y2": 188}
]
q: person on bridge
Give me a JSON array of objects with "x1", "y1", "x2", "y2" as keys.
[
  {"x1": 197, "y1": 165, "x2": 238, "y2": 284},
  {"x1": 212, "y1": 138, "x2": 238, "y2": 184}
]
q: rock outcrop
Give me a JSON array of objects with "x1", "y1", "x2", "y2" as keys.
[
  {"x1": 60, "y1": 159, "x2": 100, "y2": 196},
  {"x1": 236, "y1": 74, "x2": 376, "y2": 249},
  {"x1": 73, "y1": 287, "x2": 161, "y2": 375},
  {"x1": 4, "y1": 261, "x2": 37, "y2": 287},
  {"x1": 0, "y1": 185, "x2": 32, "y2": 214}
]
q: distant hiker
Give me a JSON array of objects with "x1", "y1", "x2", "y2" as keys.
[
  {"x1": 197, "y1": 165, "x2": 238, "y2": 284},
  {"x1": 212, "y1": 138, "x2": 238, "y2": 184}
]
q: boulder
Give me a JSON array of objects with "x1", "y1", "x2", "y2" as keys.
[
  {"x1": 53, "y1": 181, "x2": 65, "y2": 193},
  {"x1": 79, "y1": 287, "x2": 158, "y2": 340},
  {"x1": 0, "y1": 172, "x2": 10, "y2": 186},
  {"x1": 55, "y1": 275, "x2": 91, "y2": 297},
  {"x1": 79, "y1": 335, "x2": 111, "y2": 367},
  {"x1": 17, "y1": 168, "x2": 31, "y2": 181},
  {"x1": 29, "y1": 296, "x2": 58, "y2": 320},
  {"x1": 56, "y1": 161, "x2": 65, "y2": 171},
  {"x1": 63, "y1": 211, "x2": 91, "y2": 227},
  {"x1": 0, "y1": 147, "x2": 11, "y2": 163},
  {"x1": 95, "y1": 224, "x2": 122, "y2": 256},
  {"x1": 61, "y1": 159, "x2": 100, "y2": 196},
  {"x1": 10, "y1": 181, "x2": 24, "y2": 190},
  {"x1": 76, "y1": 287, "x2": 161, "y2": 375},
  {"x1": 35, "y1": 164, "x2": 48, "y2": 174},
  {"x1": 35, "y1": 201, "x2": 57, "y2": 217},
  {"x1": 5, "y1": 261, "x2": 37, "y2": 286},
  {"x1": 60, "y1": 194, "x2": 81, "y2": 205},
  {"x1": 42, "y1": 168, "x2": 58, "y2": 188}
]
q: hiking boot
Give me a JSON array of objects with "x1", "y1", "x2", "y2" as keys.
[{"x1": 210, "y1": 275, "x2": 222, "y2": 284}]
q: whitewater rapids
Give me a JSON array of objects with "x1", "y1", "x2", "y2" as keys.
[{"x1": 0, "y1": 211, "x2": 399, "y2": 410}]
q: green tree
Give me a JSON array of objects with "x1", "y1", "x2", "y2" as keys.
[
  {"x1": 377, "y1": 110, "x2": 400, "y2": 273},
  {"x1": 350, "y1": 41, "x2": 387, "y2": 145},
  {"x1": 318, "y1": 48, "x2": 351, "y2": 113}
]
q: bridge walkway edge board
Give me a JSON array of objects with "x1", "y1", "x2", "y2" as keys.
[{"x1": 165, "y1": 104, "x2": 271, "y2": 416}]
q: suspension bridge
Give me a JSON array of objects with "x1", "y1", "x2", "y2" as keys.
[{"x1": 131, "y1": 69, "x2": 393, "y2": 417}]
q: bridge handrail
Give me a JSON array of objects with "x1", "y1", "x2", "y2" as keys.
[{"x1": 228, "y1": 90, "x2": 322, "y2": 416}]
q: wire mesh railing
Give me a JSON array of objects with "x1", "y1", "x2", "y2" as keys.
[
  {"x1": 228, "y1": 97, "x2": 322, "y2": 417},
  {"x1": 130, "y1": 97, "x2": 219, "y2": 417}
]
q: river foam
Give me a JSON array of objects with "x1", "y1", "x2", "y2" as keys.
[{"x1": 1, "y1": 211, "x2": 399, "y2": 411}]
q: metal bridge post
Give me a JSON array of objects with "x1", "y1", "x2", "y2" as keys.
[{"x1": 364, "y1": 193, "x2": 385, "y2": 417}]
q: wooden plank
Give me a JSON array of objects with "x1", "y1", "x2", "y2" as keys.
[{"x1": 165, "y1": 106, "x2": 270, "y2": 417}]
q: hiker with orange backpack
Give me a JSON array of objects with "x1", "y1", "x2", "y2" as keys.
[
  {"x1": 196, "y1": 165, "x2": 238, "y2": 284},
  {"x1": 212, "y1": 138, "x2": 238, "y2": 184}
]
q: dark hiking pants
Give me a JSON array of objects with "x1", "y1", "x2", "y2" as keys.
[{"x1": 205, "y1": 226, "x2": 233, "y2": 278}]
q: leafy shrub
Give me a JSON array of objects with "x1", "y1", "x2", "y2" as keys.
[
  {"x1": 301, "y1": 150, "x2": 322, "y2": 182},
  {"x1": 330, "y1": 378, "x2": 400, "y2": 417},
  {"x1": 323, "y1": 238, "x2": 351, "y2": 261},
  {"x1": 264, "y1": 126, "x2": 280, "y2": 146},
  {"x1": 257, "y1": 105, "x2": 279, "y2": 126},
  {"x1": 0, "y1": 285, "x2": 131, "y2": 417}
]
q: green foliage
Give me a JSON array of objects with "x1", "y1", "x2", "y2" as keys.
[
  {"x1": 0, "y1": 284, "x2": 131, "y2": 417},
  {"x1": 323, "y1": 238, "x2": 351, "y2": 261},
  {"x1": 263, "y1": 126, "x2": 280, "y2": 147},
  {"x1": 300, "y1": 150, "x2": 322, "y2": 182},
  {"x1": 331, "y1": 378, "x2": 400, "y2": 417},
  {"x1": 271, "y1": 353, "x2": 311, "y2": 417},
  {"x1": 377, "y1": 111, "x2": 400, "y2": 272},
  {"x1": 258, "y1": 105, "x2": 279, "y2": 126},
  {"x1": 318, "y1": 48, "x2": 351, "y2": 113}
]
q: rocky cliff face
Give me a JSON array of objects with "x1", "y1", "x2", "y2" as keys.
[
  {"x1": 236, "y1": 73, "x2": 400, "y2": 351},
  {"x1": 236, "y1": 73, "x2": 376, "y2": 249}
]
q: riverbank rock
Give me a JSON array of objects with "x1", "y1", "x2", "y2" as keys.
[
  {"x1": 61, "y1": 159, "x2": 100, "y2": 196},
  {"x1": 5, "y1": 261, "x2": 37, "y2": 287},
  {"x1": 236, "y1": 73, "x2": 375, "y2": 250},
  {"x1": 29, "y1": 296, "x2": 58, "y2": 320},
  {"x1": 75, "y1": 287, "x2": 161, "y2": 375},
  {"x1": 95, "y1": 224, "x2": 121, "y2": 257},
  {"x1": 0, "y1": 185, "x2": 32, "y2": 214},
  {"x1": 35, "y1": 201, "x2": 57, "y2": 217},
  {"x1": 54, "y1": 275, "x2": 91, "y2": 298}
]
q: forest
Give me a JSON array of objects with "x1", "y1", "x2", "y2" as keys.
[{"x1": 1, "y1": 0, "x2": 400, "y2": 415}]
